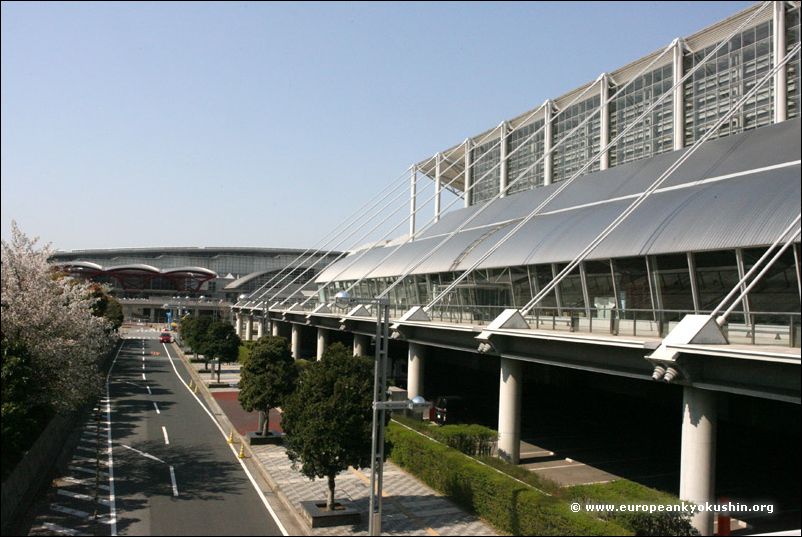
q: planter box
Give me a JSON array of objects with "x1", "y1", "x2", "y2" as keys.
[{"x1": 300, "y1": 500, "x2": 361, "y2": 528}]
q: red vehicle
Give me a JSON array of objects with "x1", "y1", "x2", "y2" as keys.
[{"x1": 159, "y1": 332, "x2": 172, "y2": 343}]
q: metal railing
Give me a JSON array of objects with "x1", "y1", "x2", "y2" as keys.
[{"x1": 271, "y1": 300, "x2": 800, "y2": 349}]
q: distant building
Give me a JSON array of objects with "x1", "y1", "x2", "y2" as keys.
[{"x1": 50, "y1": 247, "x2": 339, "y2": 322}]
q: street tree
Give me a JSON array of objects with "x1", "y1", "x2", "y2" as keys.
[
  {"x1": 181, "y1": 315, "x2": 212, "y2": 364},
  {"x1": 282, "y1": 342, "x2": 374, "y2": 510},
  {"x1": 238, "y1": 336, "x2": 297, "y2": 437},
  {"x1": 205, "y1": 320, "x2": 240, "y2": 382}
]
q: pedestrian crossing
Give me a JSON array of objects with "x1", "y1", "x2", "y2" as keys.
[{"x1": 27, "y1": 400, "x2": 113, "y2": 536}]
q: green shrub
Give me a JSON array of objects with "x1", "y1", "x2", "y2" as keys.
[
  {"x1": 386, "y1": 423, "x2": 629, "y2": 536},
  {"x1": 430, "y1": 423, "x2": 497, "y2": 457}
]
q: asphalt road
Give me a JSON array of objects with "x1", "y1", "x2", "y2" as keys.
[{"x1": 108, "y1": 329, "x2": 286, "y2": 536}]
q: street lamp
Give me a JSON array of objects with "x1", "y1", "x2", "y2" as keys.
[{"x1": 333, "y1": 290, "x2": 430, "y2": 536}]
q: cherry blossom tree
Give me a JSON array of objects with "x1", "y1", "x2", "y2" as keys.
[{"x1": 1, "y1": 222, "x2": 116, "y2": 411}]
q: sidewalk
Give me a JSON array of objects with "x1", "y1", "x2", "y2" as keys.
[{"x1": 175, "y1": 345, "x2": 497, "y2": 536}]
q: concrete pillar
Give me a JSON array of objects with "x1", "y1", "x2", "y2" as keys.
[
  {"x1": 680, "y1": 386, "x2": 717, "y2": 536},
  {"x1": 499, "y1": 122, "x2": 508, "y2": 197},
  {"x1": 409, "y1": 165, "x2": 417, "y2": 239},
  {"x1": 599, "y1": 74, "x2": 610, "y2": 171},
  {"x1": 543, "y1": 100, "x2": 554, "y2": 186},
  {"x1": 774, "y1": 0, "x2": 787, "y2": 123},
  {"x1": 434, "y1": 153, "x2": 442, "y2": 222},
  {"x1": 256, "y1": 317, "x2": 264, "y2": 339},
  {"x1": 673, "y1": 39, "x2": 686, "y2": 151},
  {"x1": 244, "y1": 314, "x2": 253, "y2": 341},
  {"x1": 353, "y1": 333, "x2": 370, "y2": 357},
  {"x1": 316, "y1": 327, "x2": 329, "y2": 361},
  {"x1": 150, "y1": 308, "x2": 156, "y2": 323},
  {"x1": 407, "y1": 342, "x2": 426, "y2": 399},
  {"x1": 497, "y1": 357, "x2": 522, "y2": 464},
  {"x1": 291, "y1": 324, "x2": 301, "y2": 359},
  {"x1": 271, "y1": 320, "x2": 280, "y2": 337},
  {"x1": 234, "y1": 312, "x2": 241, "y2": 337}
]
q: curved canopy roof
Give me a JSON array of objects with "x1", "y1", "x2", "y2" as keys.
[
  {"x1": 104, "y1": 264, "x2": 162, "y2": 274},
  {"x1": 317, "y1": 119, "x2": 801, "y2": 283},
  {"x1": 163, "y1": 266, "x2": 218, "y2": 277}
]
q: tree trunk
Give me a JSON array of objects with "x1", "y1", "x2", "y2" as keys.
[
  {"x1": 260, "y1": 408, "x2": 270, "y2": 436},
  {"x1": 327, "y1": 474, "x2": 336, "y2": 511}
]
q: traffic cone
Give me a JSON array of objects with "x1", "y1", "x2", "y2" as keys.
[
  {"x1": 189, "y1": 379, "x2": 194, "y2": 390},
  {"x1": 227, "y1": 430, "x2": 234, "y2": 444},
  {"x1": 238, "y1": 444, "x2": 247, "y2": 459},
  {"x1": 194, "y1": 383, "x2": 199, "y2": 394}
]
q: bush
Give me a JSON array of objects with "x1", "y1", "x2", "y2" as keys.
[
  {"x1": 430, "y1": 424, "x2": 497, "y2": 457},
  {"x1": 386, "y1": 423, "x2": 629, "y2": 536}
]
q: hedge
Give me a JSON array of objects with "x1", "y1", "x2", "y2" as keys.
[{"x1": 386, "y1": 423, "x2": 630, "y2": 536}]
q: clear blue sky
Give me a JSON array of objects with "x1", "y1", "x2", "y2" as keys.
[{"x1": 1, "y1": 1, "x2": 754, "y2": 251}]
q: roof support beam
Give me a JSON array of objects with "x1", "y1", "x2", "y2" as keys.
[
  {"x1": 599, "y1": 74, "x2": 611, "y2": 171},
  {"x1": 543, "y1": 100, "x2": 554, "y2": 186},
  {"x1": 409, "y1": 165, "x2": 417, "y2": 239},
  {"x1": 672, "y1": 38, "x2": 686, "y2": 151}
]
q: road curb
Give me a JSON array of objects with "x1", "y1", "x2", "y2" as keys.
[{"x1": 171, "y1": 343, "x2": 311, "y2": 536}]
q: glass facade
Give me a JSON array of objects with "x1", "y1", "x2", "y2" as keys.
[
  {"x1": 684, "y1": 20, "x2": 774, "y2": 145},
  {"x1": 609, "y1": 64, "x2": 674, "y2": 166},
  {"x1": 506, "y1": 120, "x2": 545, "y2": 194},
  {"x1": 552, "y1": 95, "x2": 601, "y2": 183},
  {"x1": 470, "y1": 138, "x2": 500, "y2": 205},
  {"x1": 454, "y1": 7, "x2": 799, "y2": 207},
  {"x1": 322, "y1": 246, "x2": 801, "y2": 345}
]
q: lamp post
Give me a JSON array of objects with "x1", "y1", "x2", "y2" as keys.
[{"x1": 333, "y1": 291, "x2": 430, "y2": 536}]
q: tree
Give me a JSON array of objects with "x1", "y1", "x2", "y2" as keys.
[
  {"x1": 180, "y1": 315, "x2": 212, "y2": 364},
  {"x1": 238, "y1": 336, "x2": 297, "y2": 436},
  {"x1": 282, "y1": 342, "x2": 375, "y2": 510},
  {"x1": 1, "y1": 222, "x2": 115, "y2": 412},
  {"x1": 204, "y1": 321, "x2": 240, "y2": 382},
  {"x1": 86, "y1": 282, "x2": 123, "y2": 331}
]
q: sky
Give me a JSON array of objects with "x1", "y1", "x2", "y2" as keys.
[{"x1": 1, "y1": 1, "x2": 755, "y2": 252}]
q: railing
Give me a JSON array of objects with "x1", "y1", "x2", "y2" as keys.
[{"x1": 274, "y1": 301, "x2": 800, "y2": 349}]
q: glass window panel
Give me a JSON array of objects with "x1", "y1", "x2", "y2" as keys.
[
  {"x1": 741, "y1": 247, "x2": 800, "y2": 318},
  {"x1": 613, "y1": 257, "x2": 653, "y2": 318},
  {"x1": 684, "y1": 22, "x2": 774, "y2": 146},
  {"x1": 552, "y1": 95, "x2": 601, "y2": 182},
  {"x1": 470, "y1": 138, "x2": 500, "y2": 205},
  {"x1": 555, "y1": 263, "x2": 585, "y2": 310},
  {"x1": 651, "y1": 254, "x2": 695, "y2": 312},
  {"x1": 693, "y1": 250, "x2": 742, "y2": 314},
  {"x1": 584, "y1": 261, "x2": 616, "y2": 318}
]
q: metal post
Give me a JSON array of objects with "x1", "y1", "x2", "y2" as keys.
[
  {"x1": 543, "y1": 100, "x2": 554, "y2": 185},
  {"x1": 774, "y1": 1, "x2": 787, "y2": 123},
  {"x1": 672, "y1": 38, "x2": 686, "y2": 150},
  {"x1": 599, "y1": 74, "x2": 611, "y2": 170},
  {"x1": 463, "y1": 140, "x2": 472, "y2": 208},
  {"x1": 409, "y1": 165, "x2": 417, "y2": 239},
  {"x1": 368, "y1": 297, "x2": 389, "y2": 536},
  {"x1": 434, "y1": 153, "x2": 442, "y2": 222},
  {"x1": 688, "y1": 252, "x2": 700, "y2": 314},
  {"x1": 499, "y1": 122, "x2": 509, "y2": 197}
]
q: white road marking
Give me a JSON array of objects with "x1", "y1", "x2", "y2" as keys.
[
  {"x1": 49, "y1": 504, "x2": 90, "y2": 519},
  {"x1": 142, "y1": 373, "x2": 146, "y2": 381},
  {"x1": 146, "y1": 385, "x2": 152, "y2": 395},
  {"x1": 142, "y1": 363, "x2": 145, "y2": 370},
  {"x1": 142, "y1": 356, "x2": 146, "y2": 362},
  {"x1": 169, "y1": 466, "x2": 179, "y2": 497},
  {"x1": 162, "y1": 426, "x2": 170, "y2": 445},
  {"x1": 105, "y1": 342, "x2": 124, "y2": 536},
  {"x1": 119, "y1": 443, "x2": 166, "y2": 463},
  {"x1": 153, "y1": 402, "x2": 160, "y2": 414},
  {"x1": 69, "y1": 466, "x2": 110, "y2": 477},
  {"x1": 40, "y1": 522, "x2": 79, "y2": 535},
  {"x1": 61, "y1": 476, "x2": 110, "y2": 491},
  {"x1": 162, "y1": 343, "x2": 289, "y2": 536},
  {"x1": 57, "y1": 489, "x2": 111, "y2": 506}
]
